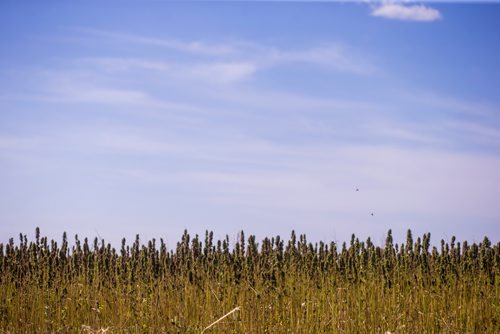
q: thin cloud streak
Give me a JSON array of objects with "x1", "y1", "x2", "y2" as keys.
[
  {"x1": 75, "y1": 28, "x2": 236, "y2": 56},
  {"x1": 80, "y1": 58, "x2": 172, "y2": 72},
  {"x1": 415, "y1": 93, "x2": 499, "y2": 117},
  {"x1": 0, "y1": 136, "x2": 46, "y2": 151},
  {"x1": 445, "y1": 121, "x2": 500, "y2": 144},
  {"x1": 81, "y1": 57, "x2": 258, "y2": 84},
  {"x1": 265, "y1": 44, "x2": 377, "y2": 74},
  {"x1": 185, "y1": 62, "x2": 258, "y2": 83}
]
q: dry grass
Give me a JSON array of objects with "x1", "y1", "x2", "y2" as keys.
[{"x1": 0, "y1": 229, "x2": 498, "y2": 333}]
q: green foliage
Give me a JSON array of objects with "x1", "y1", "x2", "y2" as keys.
[{"x1": 0, "y1": 229, "x2": 498, "y2": 333}]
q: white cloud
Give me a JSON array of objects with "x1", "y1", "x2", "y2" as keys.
[{"x1": 371, "y1": 3, "x2": 441, "y2": 22}]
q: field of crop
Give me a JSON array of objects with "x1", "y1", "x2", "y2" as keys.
[{"x1": 0, "y1": 228, "x2": 498, "y2": 333}]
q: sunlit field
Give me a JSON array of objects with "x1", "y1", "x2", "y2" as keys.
[{"x1": 1, "y1": 228, "x2": 498, "y2": 333}]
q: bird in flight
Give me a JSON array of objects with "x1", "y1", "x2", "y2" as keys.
[
  {"x1": 356, "y1": 188, "x2": 359, "y2": 192},
  {"x1": 371, "y1": 213, "x2": 374, "y2": 216}
]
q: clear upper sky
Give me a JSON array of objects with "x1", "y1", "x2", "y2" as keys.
[{"x1": 1, "y1": 1, "x2": 499, "y2": 246}]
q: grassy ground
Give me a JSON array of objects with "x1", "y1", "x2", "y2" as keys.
[{"x1": 0, "y1": 229, "x2": 498, "y2": 333}]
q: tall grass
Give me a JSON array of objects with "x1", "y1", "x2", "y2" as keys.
[{"x1": 0, "y1": 228, "x2": 498, "y2": 333}]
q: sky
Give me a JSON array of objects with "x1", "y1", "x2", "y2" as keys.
[{"x1": 1, "y1": 1, "x2": 499, "y2": 247}]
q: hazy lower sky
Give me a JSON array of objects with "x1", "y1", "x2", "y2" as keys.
[{"x1": 1, "y1": 1, "x2": 499, "y2": 246}]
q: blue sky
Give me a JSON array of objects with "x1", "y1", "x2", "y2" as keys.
[{"x1": 1, "y1": 1, "x2": 499, "y2": 246}]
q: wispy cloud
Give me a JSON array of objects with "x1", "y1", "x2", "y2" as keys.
[
  {"x1": 371, "y1": 3, "x2": 441, "y2": 22},
  {"x1": 183, "y1": 62, "x2": 258, "y2": 84},
  {"x1": 76, "y1": 28, "x2": 236, "y2": 56},
  {"x1": 91, "y1": 132, "x2": 187, "y2": 156},
  {"x1": 103, "y1": 144, "x2": 500, "y2": 221},
  {"x1": 264, "y1": 44, "x2": 376, "y2": 74},
  {"x1": 14, "y1": 69, "x2": 206, "y2": 114},
  {"x1": 75, "y1": 29, "x2": 375, "y2": 75},
  {"x1": 365, "y1": 122, "x2": 444, "y2": 145},
  {"x1": 415, "y1": 93, "x2": 497, "y2": 117},
  {"x1": 0, "y1": 136, "x2": 45, "y2": 151},
  {"x1": 81, "y1": 57, "x2": 171, "y2": 72},
  {"x1": 60, "y1": 87, "x2": 149, "y2": 105},
  {"x1": 81, "y1": 57, "x2": 257, "y2": 84},
  {"x1": 445, "y1": 121, "x2": 500, "y2": 145}
]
